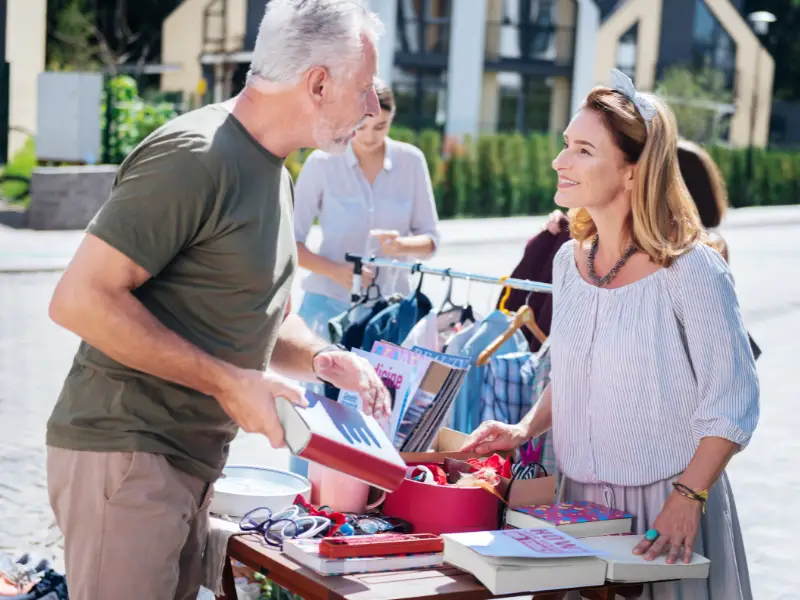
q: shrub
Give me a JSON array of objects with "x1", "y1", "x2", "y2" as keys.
[{"x1": 101, "y1": 75, "x2": 178, "y2": 164}]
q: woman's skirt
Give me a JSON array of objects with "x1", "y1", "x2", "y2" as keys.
[{"x1": 559, "y1": 473, "x2": 752, "y2": 600}]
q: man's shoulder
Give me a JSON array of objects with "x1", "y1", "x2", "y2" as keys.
[{"x1": 139, "y1": 105, "x2": 229, "y2": 154}]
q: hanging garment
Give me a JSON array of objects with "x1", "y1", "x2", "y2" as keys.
[
  {"x1": 449, "y1": 310, "x2": 529, "y2": 434},
  {"x1": 481, "y1": 348, "x2": 555, "y2": 475},
  {"x1": 361, "y1": 290, "x2": 432, "y2": 351},
  {"x1": 401, "y1": 311, "x2": 442, "y2": 352},
  {"x1": 337, "y1": 298, "x2": 389, "y2": 351}
]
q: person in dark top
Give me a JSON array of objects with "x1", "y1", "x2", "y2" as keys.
[{"x1": 499, "y1": 139, "x2": 736, "y2": 352}]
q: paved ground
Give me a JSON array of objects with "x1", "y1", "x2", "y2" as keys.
[{"x1": 1, "y1": 209, "x2": 799, "y2": 599}]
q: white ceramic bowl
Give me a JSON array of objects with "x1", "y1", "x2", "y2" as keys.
[{"x1": 210, "y1": 465, "x2": 311, "y2": 519}]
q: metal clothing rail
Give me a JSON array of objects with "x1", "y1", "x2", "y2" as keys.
[{"x1": 344, "y1": 252, "x2": 553, "y2": 303}]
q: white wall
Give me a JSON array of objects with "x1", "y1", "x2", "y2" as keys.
[
  {"x1": 570, "y1": 0, "x2": 600, "y2": 117},
  {"x1": 445, "y1": 0, "x2": 488, "y2": 138},
  {"x1": 5, "y1": 0, "x2": 47, "y2": 159},
  {"x1": 368, "y1": 0, "x2": 398, "y2": 87}
]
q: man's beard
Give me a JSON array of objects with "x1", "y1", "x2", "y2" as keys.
[{"x1": 312, "y1": 113, "x2": 365, "y2": 155}]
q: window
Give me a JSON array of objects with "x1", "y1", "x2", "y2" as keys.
[
  {"x1": 692, "y1": 0, "x2": 736, "y2": 89},
  {"x1": 486, "y1": 0, "x2": 574, "y2": 65},
  {"x1": 616, "y1": 23, "x2": 638, "y2": 83},
  {"x1": 490, "y1": 72, "x2": 553, "y2": 134},
  {"x1": 392, "y1": 66, "x2": 447, "y2": 131},
  {"x1": 395, "y1": 0, "x2": 452, "y2": 57}
]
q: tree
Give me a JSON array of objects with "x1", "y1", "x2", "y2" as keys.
[
  {"x1": 46, "y1": 0, "x2": 184, "y2": 76},
  {"x1": 743, "y1": 0, "x2": 800, "y2": 102},
  {"x1": 655, "y1": 66, "x2": 733, "y2": 144}
]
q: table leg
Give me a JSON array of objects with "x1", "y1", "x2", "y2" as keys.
[{"x1": 216, "y1": 556, "x2": 239, "y2": 600}]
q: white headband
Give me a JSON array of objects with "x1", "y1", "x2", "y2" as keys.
[{"x1": 610, "y1": 69, "x2": 657, "y2": 129}]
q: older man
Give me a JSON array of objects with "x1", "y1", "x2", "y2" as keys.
[{"x1": 45, "y1": 1, "x2": 390, "y2": 599}]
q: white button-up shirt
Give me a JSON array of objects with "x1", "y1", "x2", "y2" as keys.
[{"x1": 293, "y1": 138, "x2": 442, "y2": 304}]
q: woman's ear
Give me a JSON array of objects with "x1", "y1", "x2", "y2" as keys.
[{"x1": 624, "y1": 164, "x2": 637, "y2": 192}]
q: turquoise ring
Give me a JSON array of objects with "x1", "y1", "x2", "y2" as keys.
[{"x1": 645, "y1": 529, "x2": 659, "y2": 542}]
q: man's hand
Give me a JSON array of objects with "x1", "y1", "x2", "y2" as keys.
[
  {"x1": 313, "y1": 351, "x2": 391, "y2": 418},
  {"x1": 216, "y1": 369, "x2": 308, "y2": 449}
]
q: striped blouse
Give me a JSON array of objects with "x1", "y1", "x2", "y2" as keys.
[{"x1": 549, "y1": 240, "x2": 759, "y2": 487}]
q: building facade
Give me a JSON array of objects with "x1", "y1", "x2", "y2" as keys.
[
  {"x1": 160, "y1": 0, "x2": 774, "y2": 147},
  {"x1": 594, "y1": 0, "x2": 774, "y2": 147}
]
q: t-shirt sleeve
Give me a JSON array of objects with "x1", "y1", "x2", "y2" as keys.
[{"x1": 87, "y1": 145, "x2": 217, "y2": 278}]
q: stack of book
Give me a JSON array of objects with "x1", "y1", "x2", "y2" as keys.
[
  {"x1": 282, "y1": 533, "x2": 444, "y2": 576},
  {"x1": 274, "y1": 343, "x2": 469, "y2": 492},
  {"x1": 338, "y1": 342, "x2": 469, "y2": 452},
  {"x1": 441, "y1": 527, "x2": 711, "y2": 595}
]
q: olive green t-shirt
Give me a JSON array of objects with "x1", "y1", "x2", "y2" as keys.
[{"x1": 46, "y1": 104, "x2": 297, "y2": 482}]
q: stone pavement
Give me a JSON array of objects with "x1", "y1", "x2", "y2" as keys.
[
  {"x1": 2, "y1": 204, "x2": 800, "y2": 273},
  {"x1": 1, "y1": 209, "x2": 799, "y2": 598}
]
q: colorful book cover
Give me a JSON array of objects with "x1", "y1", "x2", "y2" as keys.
[
  {"x1": 338, "y1": 348, "x2": 413, "y2": 435},
  {"x1": 513, "y1": 501, "x2": 633, "y2": 526}
]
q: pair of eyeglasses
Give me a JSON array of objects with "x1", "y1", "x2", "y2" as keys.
[
  {"x1": 342, "y1": 513, "x2": 412, "y2": 536},
  {"x1": 240, "y1": 506, "x2": 331, "y2": 549}
]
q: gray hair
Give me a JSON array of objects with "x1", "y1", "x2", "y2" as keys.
[{"x1": 247, "y1": 0, "x2": 383, "y2": 86}]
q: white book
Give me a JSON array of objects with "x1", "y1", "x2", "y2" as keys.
[
  {"x1": 583, "y1": 535, "x2": 711, "y2": 583},
  {"x1": 441, "y1": 528, "x2": 607, "y2": 594}
]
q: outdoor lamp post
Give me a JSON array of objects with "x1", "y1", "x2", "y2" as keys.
[{"x1": 746, "y1": 10, "x2": 776, "y2": 181}]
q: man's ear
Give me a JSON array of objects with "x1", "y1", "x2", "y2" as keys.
[{"x1": 306, "y1": 67, "x2": 328, "y2": 104}]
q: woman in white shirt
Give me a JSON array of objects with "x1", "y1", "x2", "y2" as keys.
[
  {"x1": 291, "y1": 80, "x2": 441, "y2": 476},
  {"x1": 462, "y1": 71, "x2": 758, "y2": 599},
  {"x1": 294, "y1": 79, "x2": 441, "y2": 335}
]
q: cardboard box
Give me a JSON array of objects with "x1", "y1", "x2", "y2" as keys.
[{"x1": 400, "y1": 427, "x2": 511, "y2": 464}]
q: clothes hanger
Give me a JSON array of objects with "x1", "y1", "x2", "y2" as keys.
[
  {"x1": 347, "y1": 265, "x2": 383, "y2": 315},
  {"x1": 436, "y1": 270, "x2": 476, "y2": 331},
  {"x1": 476, "y1": 304, "x2": 547, "y2": 366}
]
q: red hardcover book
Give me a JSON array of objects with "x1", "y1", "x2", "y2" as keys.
[{"x1": 276, "y1": 391, "x2": 407, "y2": 492}]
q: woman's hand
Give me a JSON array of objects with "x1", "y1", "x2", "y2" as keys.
[
  {"x1": 632, "y1": 491, "x2": 703, "y2": 565},
  {"x1": 370, "y1": 229, "x2": 405, "y2": 256},
  {"x1": 544, "y1": 210, "x2": 566, "y2": 235},
  {"x1": 460, "y1": 421, "x2": 529, "y2": 454},
  {"x1": 331, "y1": 263, "x2": 374, "y2": 291}
]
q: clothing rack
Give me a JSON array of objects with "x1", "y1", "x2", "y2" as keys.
[{"x1": 344, "y1": 252, "x2": 553, "y2": 303}]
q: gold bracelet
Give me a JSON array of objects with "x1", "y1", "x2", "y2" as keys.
[{"x1": 672, "y1": 482, "x2": 708, "y2": 512}]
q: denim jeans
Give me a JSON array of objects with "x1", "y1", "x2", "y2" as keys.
[{"x1": 289, "y1": 292, "x2": 349, "y2": 477}]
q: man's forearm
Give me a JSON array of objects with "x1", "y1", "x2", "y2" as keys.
[
  {"x1": 52, "y1": 286, "x2": 237, "y2": 398},
  {"x1": 270, "y1": 313, "x2": 329, "y2": 382}
]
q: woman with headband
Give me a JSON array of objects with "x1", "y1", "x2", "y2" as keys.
[{"x1": 463, "y1": 70, "x2": 758, "y2": 599}]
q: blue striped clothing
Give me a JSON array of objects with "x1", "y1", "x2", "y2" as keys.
[{"x1": 549, "y1": 240, "x2": 759, "y2": 487}]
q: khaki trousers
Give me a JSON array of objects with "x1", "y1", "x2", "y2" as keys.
[{"x1": 47, "y1": 447, "x2": 214, "y2": 600}]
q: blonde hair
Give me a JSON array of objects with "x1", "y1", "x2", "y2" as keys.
[{"x1": 568, "y1": 87, "x2": 709, "y2": 267}]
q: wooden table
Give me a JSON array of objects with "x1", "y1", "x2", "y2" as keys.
[{"x1": 217, "y1": 535, "x2": 645, "y2": 600}]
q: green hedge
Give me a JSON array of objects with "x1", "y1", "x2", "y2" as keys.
[{"x1": 287, "y1": 127, "x2": 800, "y2": 218}]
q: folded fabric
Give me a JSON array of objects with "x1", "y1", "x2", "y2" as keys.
[{"x1": 202, "y1": 516, "x2": 247, "y2": 596}]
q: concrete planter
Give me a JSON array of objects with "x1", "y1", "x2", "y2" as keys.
[{"x1": 28, "y1": 165, "x2": 118, "y2": 230}]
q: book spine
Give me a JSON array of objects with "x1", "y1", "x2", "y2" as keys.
[{"x1": 299, "y1": 434, "x2": 406, "y2": 492}]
